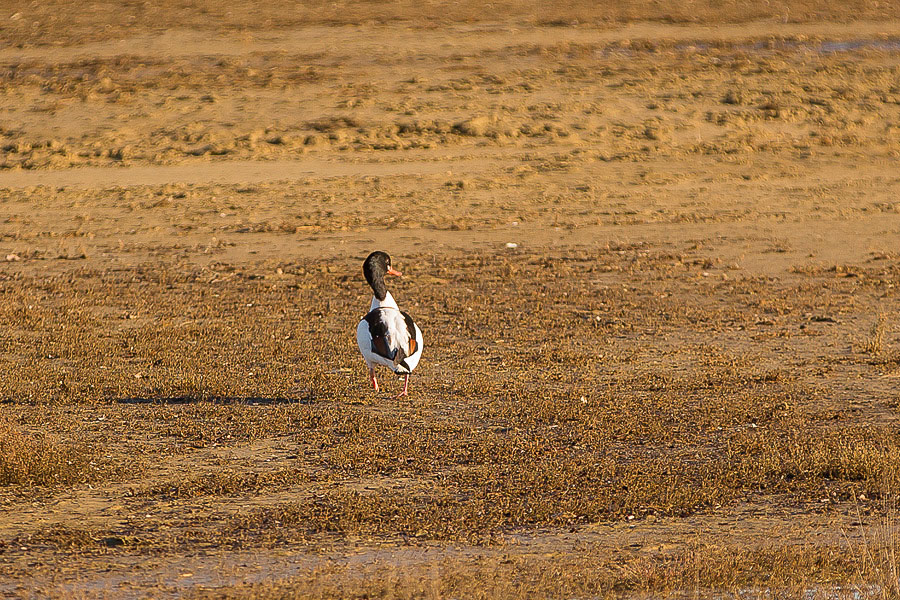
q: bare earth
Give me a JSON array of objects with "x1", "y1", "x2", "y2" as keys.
[{"x1": 2, "y1": 2, "x2": 900, "y2": 598}]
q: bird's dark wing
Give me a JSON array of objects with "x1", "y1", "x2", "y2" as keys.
[
  {"x1": 401, "y1": 311, "x2": 418, "y2": 356},
  {"x1": 364, "y1": 309, "x2": 395, "y2": 360}
]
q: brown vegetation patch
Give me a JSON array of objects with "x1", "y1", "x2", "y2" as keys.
[
  {"x1": 0, "y1": 412, "x2": 100, "y2": 486},
  {"x1": 199, "y1": 539, "x2": 900, "y2": 600}
]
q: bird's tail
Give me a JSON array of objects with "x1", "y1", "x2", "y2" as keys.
[{"x1": 393, "y1": 346, "x2": 411, "y2": 374}]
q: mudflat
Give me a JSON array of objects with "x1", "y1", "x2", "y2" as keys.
[{"x1": 2, "y1": 2, "x2": 900, "y2": 598}]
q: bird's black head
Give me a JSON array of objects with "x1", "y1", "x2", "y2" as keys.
[{"x1": 363, "y1": 251, "x2": 402, "y2": 300}]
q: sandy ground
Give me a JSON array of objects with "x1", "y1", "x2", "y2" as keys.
[{"x1": 2, "y1": 5, "x2": 900, "y2": 598}]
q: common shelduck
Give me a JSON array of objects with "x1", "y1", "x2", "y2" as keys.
[{"x1": 355, "y1": 251, "x2": 423, "y2": 397}]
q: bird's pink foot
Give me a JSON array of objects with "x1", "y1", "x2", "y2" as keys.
[{"x1": 394, "y1": 374, "x2": 410, "y2": 398}]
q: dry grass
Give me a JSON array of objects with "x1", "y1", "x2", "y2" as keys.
[
  {"x1": 843, "y1": 498, "x2": 900, "y2": 600},
  {"x1": 862, "y1": 313, "x2": 889, "y2": 356},
  {"x1": 196, "y1": 540, "x2": 900, "y2": 599},
  {"x1": 201, "y1": 420, "x2": 900, "y2": 545},
  {"x1": 5, "y1": 250, "x2": 899, "y2": 541},
  {"x1": 0, "y1": 412, "x2": 99, "y2": 486},
  {"x1": 2, "y1": 233, "x2": 900, "y2": 595},
  {"x1": 138, "y1": 467, "x2": 312, "y2": 500}
]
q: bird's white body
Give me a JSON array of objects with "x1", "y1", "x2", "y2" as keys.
[{"x1": 356, "y1": 308, "x2": 423, "y2": 374}]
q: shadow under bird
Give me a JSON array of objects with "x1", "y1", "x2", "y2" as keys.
[{"x1": 355, "y1": 251, "x2": 424, "y2": 397}]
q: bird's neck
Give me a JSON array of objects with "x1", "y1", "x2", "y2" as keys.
[{"x1": 371, "y1": 291, "x2": 398, "y2": 311}]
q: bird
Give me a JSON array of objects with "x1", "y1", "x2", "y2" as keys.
[{"x1": 355, "y1": 251, "x2": 423, "y2": 397}]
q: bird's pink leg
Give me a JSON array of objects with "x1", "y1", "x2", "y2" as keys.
[
  {"x1": 368, "y1": 367, "x2": 379, "y2": 392},
  {"x1": 395, "y1": 374, "x2": 409, "y2": 398}
]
